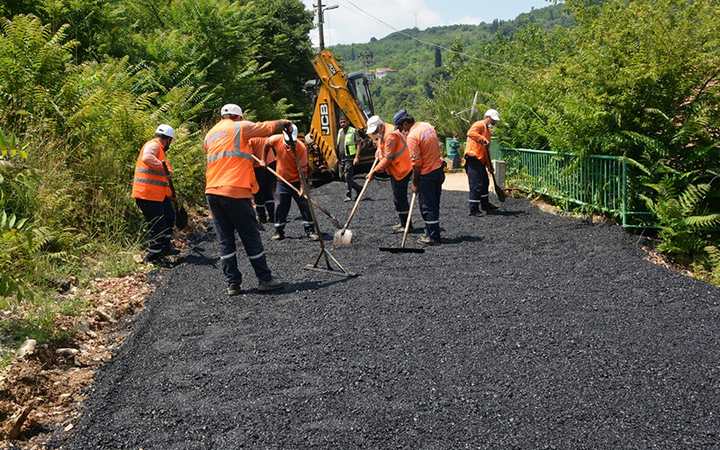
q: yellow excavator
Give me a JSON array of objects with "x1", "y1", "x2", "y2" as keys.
[{"x1": 305, "y1": 49, "x2": 377, "y2": 184}]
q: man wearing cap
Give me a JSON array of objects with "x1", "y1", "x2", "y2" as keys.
[
  {"x1": 132, "y1": 124, "x2": 180, "y2": 263},
  {"x1": 465, "y1": 109, "x2": 501, "y2": 215},
  {"x1": 204, "y1": 104, "x2": 290, "y2": 295},
  {"x1": 395, "y1": 110, "x2": 445, "y2": 245},
  {"x1": 366, "y1": 114, "x2": 413, "y2": 233},
  {"x1": 337, "y1": 117, "x2": 362, "y2": 202},
  {"x1": 266, "y1": 126, "x2": 319, "y2": 242}
]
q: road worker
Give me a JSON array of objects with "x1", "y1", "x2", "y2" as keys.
[
  {"x1": 204, "y1": 103, "x2": 289, "y2": 295},
  {"x1": 465, "y1": 109, "x2": 501, "y2": 215},
  {"x1": 132, "y1": 124, "x2": 179, "y2": 263},
  {"x1": 395, "y1": 110, "x2": 445, "y2": 245},
  {"x1": 337, "y1": 117, "x2": 362, "y2": 202},
  {"x1": 248, "y1": 136, "x2": 276, "y2": 225},
  {"x1": 365, "y1": 115, "x2": 413, "y2": 233},
  {"x1": 268, "y1": 126, "x2": 319, "y2": 242}
]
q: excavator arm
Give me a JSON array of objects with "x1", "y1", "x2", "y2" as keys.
[{"x1": 308, "y1": 50, "x2": 374, "y2": 177}]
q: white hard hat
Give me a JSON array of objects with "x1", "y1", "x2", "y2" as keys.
[
  {"x1": 220, "y1": 104, "x2": 243, "y2": 117},
  {"x1": 366, "y1": 115, "x2": 383, "y2": 135},
  {"x1": 282, "y1": 124, "x2": 298, "y2": 144},
  {"x1": 155, "y1": 124, "x2": 175, "y2": 139},
  {"x1": 484, "y1": 109, "x2": 500, "y2": 121}
]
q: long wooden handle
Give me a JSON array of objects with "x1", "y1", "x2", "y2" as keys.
[
  {"x1": 250, "y1": 153, "x2": 341, "y2": 228},
  {"x1": 400, "y1": 192, "x2": 416, "y2": 248},
  {"x1": 340, "y1": 158, "x2": 379, "y2": 234}
]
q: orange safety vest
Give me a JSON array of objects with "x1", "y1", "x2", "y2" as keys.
[
  {"x1": 269, "y1": 134, "x2": 308, "y2": 183},
  {"x1": 407, "y1": 121, "x2": 442, "y2": 175},
  {"x1": 380, "y1": 123, "x2": 412, "y2": 181},
  {"x1": 204, "y1": 119, "x2": 258, "y2": 195},
  {"x1": 131, "y1": 138, "x2": 172, "y2": 201}
]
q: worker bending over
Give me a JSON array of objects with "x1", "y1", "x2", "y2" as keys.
[
  {"x1": 337, "y1": 117, "x2": 362, "y2": 202},
  {"x1": 466, "y1": 109, "x2": 501, "y2": 215},
  {"x1": 395, "y1": 110, "x2": 445, "y2": 245},
  {"x1": 132, "y1": 124, "x2": 179, "y2": 263},
  {"x1": 248, "y1": 137, "x2": 276, "y2": 225},
  {"x1": 268, "y1": 127, "x2": 319, "y2": 242},
  {"x1": 366, "y1": 115, "x2": 413, "y2": 233},
  {"x1": 204, "y1": 103, "x2": 288, "y2": 296}
]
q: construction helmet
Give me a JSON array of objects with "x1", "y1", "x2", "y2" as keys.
[
  {"x1": 366, "y1": 115, "x2": 383, "y2": 135},
  {"x1": 155, "y1": 124, "x2": 175, "y2": 139},
  {"x1": 220, "y1": 104, "x2": 243, "y2": 117},
  {"x1": 484, "y1": 109, "x2": 500, "y2": 122},
  {"x1": 283, "y1": 124, "x2": 298, "y2": 145},
  {"x1": 392, "y1": 109, "x2": 411, "y2": 127}
]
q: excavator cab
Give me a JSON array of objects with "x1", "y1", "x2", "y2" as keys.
[{"x1": 346, "y1": 72, "x2": 374, "y2": 119}]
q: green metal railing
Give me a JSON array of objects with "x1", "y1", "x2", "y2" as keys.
[{"x1": 491, "y1": 146, "x2": 654, "y2": 228}]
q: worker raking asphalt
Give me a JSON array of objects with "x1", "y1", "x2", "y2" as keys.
[{"x1": 60, "y1": 182, "x2": 720, "y2": 449}]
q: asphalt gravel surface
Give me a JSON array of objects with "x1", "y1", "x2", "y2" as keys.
[{"x1": 62, "y1": 180, "x2": 720, "y2": 449}]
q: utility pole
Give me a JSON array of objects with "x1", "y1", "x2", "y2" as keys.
[{"x1": 314, "y1": 0, "x2": 338, "y2": 50}]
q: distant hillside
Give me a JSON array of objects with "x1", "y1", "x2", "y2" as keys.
[{"x1": 329, "y1": 4, "x2": 572, "y2": 120}]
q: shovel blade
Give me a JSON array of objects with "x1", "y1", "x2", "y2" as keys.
[{"x1": 333, "y1": 229, "x2": 353, "y2": 247}]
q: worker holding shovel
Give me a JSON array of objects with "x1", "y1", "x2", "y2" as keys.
[
  {"x1": 131, "y1": 124, "x2": 180, "y2": 263},
  {"x1": 204, "y1": 104, "x2": 288, "y2": 296},
  {"x1": 394, "y1": 110, "x2": 445, "y2": 246},
  {"x1": 465, "y1": 109, "x2": 501, "y2": 215},
  {"x1": 365, "y1": 115, "x2": 413, "y2": 234},
  {"x1": 267, "y1": 131, "x2": 319, "y2": 242}
]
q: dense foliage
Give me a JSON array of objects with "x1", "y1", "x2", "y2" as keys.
[
  {"x1": 0, "y1": 1, "x2": 313, "y2": 342},
  {"x1": 331, "y1": 4, "x2": 571, "y2": 119},
  {"x1": 425, "y1": 0, "x2": 720, "y2": 282}
]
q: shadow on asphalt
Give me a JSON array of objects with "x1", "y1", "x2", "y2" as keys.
[
  {"x1": 442, "y1": 235, "x2": 485, "y2": 244},
  {"x1": 256, "y1": 276, "x2": 354, "y2": 294},
  {"x1": 490, "y1": 209, "x2": 527, "y2": 216}
]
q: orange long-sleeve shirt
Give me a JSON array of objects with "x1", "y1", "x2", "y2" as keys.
[
  {"x1": 466, "y1": 119, "x2": 492, "y2": 166},
  {"x1": 249, "y1": 137, "x2": 276, "y2": 167},
  {"x1": 407, "y1": 121, "x2": 442, "y2": 175},
  {"x1": 268, "y1": 134, "x2": 308, "y2": 183},
  {"x1": 374, "y1": 123, "x2": 412, "y2": 181}
]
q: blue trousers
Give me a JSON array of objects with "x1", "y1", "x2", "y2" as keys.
[
  {"x1": 418, "y1": 167, "x2": 444, "y2": 241},
  {"x1": 391, "y1": 173, "x2": 411, "y2": 225},
  {"x1": 253, "y1": 162, "x2": 276, "y2": 222},
  {"x1": 465, "y1": 156, "x2": 489, "y2": 213},
  {"x1": 136, "y1": 198, "x2": 175, "y2": 255},
  {"x1": 206, "y1": 194, "x2": 272, "y2": 285},
  {"x1": 274, "y1": 181, "x2": 314, "y2": 233}
]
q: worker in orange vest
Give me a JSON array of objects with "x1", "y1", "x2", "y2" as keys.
[
  {"x1": 131, "y1": 124, "x2": 179, "y2": 263},
  {"x1": 265, "y1": 126, "x2": 319, "y2": 242},
  {"x1": 395, "y1": 110, "x2": 445, "y2": 245},
  {"x1": 204, "y1": 103, "x2": 290, "y2": 295},
  {"x1": 366, "y1": 115, "x2": 413, "y2": 233},
  {"x1": 248, "y1": 136, "x2": 276, "y2": 226},
  {"x1": 466, "y1": 109, "x2": 500, "y2": 215}
]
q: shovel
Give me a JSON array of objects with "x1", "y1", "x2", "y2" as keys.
[
  {"x1": 162, "y1": 161, "x2": 189, "y2": 230},
  {"x1": 379, "y1": 192, "x2": 425, "y2": 254},
  {"x1": 491, "y1": 171, "x2": 506, "y2": 202},
  {"x1": 333, "y1": 158, "x2": 379, "y2": 247},
  {"x1": 250, "y1": 154, "x2": 342, "y2": 229}
]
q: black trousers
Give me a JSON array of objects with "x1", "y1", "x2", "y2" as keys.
[
  {"x1": 465, "y1": 156, "x2": 489, "y2": 213},
  {"x1": 343, "y1": 158, "x2": 362, "y2": 197},
  {"x1": 274, "y1": 181, "x2": 314, "y2": 233},
  {"x1": 136, "y1": 198, "x2": 175, "y2": 255},
  {"x1": 206, "y1": 194, "x2": 272, "y2": 285},
  {"x1": 418, "y1": 167, "x2": 444, "y2": 241},
  {"x1": 254, "y1": 162, "x2": 276, "y2": 222},
  {"x1": 390, "y1": 172, "x2": 411, "y2": 225}
]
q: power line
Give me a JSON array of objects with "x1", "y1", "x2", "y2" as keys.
[{"x1": 341, "y1": 0, "x2": 528, "y2": 72}]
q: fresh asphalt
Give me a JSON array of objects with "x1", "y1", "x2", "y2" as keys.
[{"x1": 61, "y1": 180, "x2": 720, "y2": 449}]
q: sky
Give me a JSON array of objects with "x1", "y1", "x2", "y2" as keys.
[{"x1": 301, "y1": 0, "x2": 553, "y2": 46}]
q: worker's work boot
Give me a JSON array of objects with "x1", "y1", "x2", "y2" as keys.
[
  {"x1": 306, "y1": 231, "x2": 320, "y2": 241},
  {"x1": 481, "y1": 199, "x2": 500, "y2": 213},
  {"x1": 226, "y1": 283, "x2": 242, "y2": 296},
  {"x1": 417, "y1": 235, "x2": 441, "y2": 246},
  {"x1": 258, "y1": 277, "x2": 286, "y2": 292},
  {"x1": 271, "y1": 229, "x2": 285, "y2": 241},
  {"x1": 344, "y1": 194, "x2": 352, "y2": 202}
]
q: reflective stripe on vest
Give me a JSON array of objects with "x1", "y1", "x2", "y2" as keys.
[
  {"x1": 204, "y1": 120, "x2": 258, "y2": 193},
  {"x1": 133, "y1": 177, "x2": 169, "y2": 187},
  {"x1": 207, "y1": 150, "x2": 254, "y2": 163},
  {"x1": 386, "y1": 140, "x2": 407, "y2": 161},
  {"x1": 132, "y1": 138, "x2": 171, "y2": 201}
]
